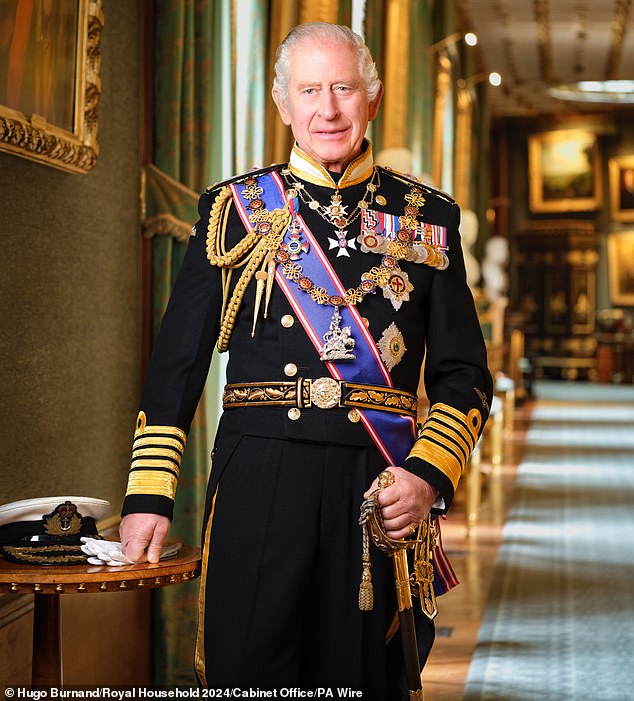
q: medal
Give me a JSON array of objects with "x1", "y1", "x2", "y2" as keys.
[
  {"x1": 328, "y1": 229, "x2": 357, "y2": 257},
  {"x1": 378, "y1": 322, "x2": 407, "y2": 370},
  {"x1": 320, "y1": 307, "x2": 356, "y2": 361},
  {"x1": 382, "y1": 269, "x2": 414, "y2": 311}
]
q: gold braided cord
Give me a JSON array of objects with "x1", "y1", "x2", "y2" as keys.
[
  {"x1": 217, "y1": 237, "x2": 269, "y2": 351},
  {"x1": 216, "y1": 206, "x2": 291, "y2": 352},
  {"x1": 206, "y1": 186, "x2": 259, "y2": 267}
]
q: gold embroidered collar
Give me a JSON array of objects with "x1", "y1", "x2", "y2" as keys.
[{"x1": 289, "y1": 140, "x2": 374, "y2": 189}]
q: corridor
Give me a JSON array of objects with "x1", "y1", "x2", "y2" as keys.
[{"x1": 424, "y1": 381, "x2": 634, "y2": 701}]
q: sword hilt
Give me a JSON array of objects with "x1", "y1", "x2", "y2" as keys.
[{"x1": 358, "y1": 470, "x2": 438, "y2": 619}]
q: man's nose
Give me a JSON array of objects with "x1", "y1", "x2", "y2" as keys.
[{"x1": 318, "y1": 90, "x2": 338, "y2": 119}]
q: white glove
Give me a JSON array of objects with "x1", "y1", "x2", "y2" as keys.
[{"x1": 80, "y1": 537, "x2": 182, "y2": 567}]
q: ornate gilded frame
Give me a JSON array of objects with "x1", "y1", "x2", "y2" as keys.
[
  {"x1": 609, "y1": 155, "x2": 634, "y2": 223},
  {"x1": 0, "y1": 0, "x2": 104, "y2": 174},
  {"x1": 608, "y1": 231, "x2": 634, "y2": 306},
  {"x1": 528, "y1": 129, "x2": 602, "y2": 213}
]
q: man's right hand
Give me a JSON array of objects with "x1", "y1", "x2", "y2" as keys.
[{"x1": 119, "y1": 512, "x2": 170, "y2": 564}]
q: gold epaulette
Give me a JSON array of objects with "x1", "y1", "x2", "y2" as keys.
[
  {"x1": 376, "y1": 165, "x2": 456, "y2": 204},
  {"x1": 204, "y1": 163, "x2": 285, "y2": 194},
  {"x1": 407, "y1": 403, "x2": 482, "y2": 490}
]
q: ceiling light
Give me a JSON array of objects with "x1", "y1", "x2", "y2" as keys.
[
  {"x1": 458, "y1": 72, "x2": 503, "y2": 89},
  {"x1": 548, "y1": 80, "x2": 634, "y2": 104},
  {"x1": 429, "y1": 31, "x2": 479, "y2": 52},
  {"x1": 488, "y1": 72, "x2": 502, "y2": 87}
]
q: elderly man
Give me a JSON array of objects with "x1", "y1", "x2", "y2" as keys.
[{"x1": 120, "y1": 22, "x2": 491, "y2": 698}]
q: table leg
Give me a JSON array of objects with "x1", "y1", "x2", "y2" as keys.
[{"x1": 32, "y1": 595, "x2": 62, "y2": 686}]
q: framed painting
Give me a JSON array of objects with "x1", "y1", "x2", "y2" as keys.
[
  {"x1": 0, "y1": 0, "x2": 104, "y2": 173},
  {"x1": 609, "y1": 155, "x2": 634, "y2": 222},
  {"x1": 608, "y1": 231, "x2": 634, "y2": 306},
  {"x1": 528, "y1": 129, "x2": 602, "y2": 213}
]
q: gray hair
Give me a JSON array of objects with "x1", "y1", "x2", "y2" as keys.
[{"x1": 273, "y1": 23, "x2": 381, "y2": 104}]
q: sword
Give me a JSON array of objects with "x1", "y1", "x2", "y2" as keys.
[{"x1": 358, "y1": 470, "x2": 438, "y2": 701}]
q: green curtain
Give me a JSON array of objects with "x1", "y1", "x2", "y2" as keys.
[
  {"x1": 146, "y1": 0, "x2": 269, "y2": 685},
  {"x1": 149, "y1": 0, "x2": 217, "y2": 686},
  {"x1": 234, "y1": 0, "x2": 267, "y2": 174}
]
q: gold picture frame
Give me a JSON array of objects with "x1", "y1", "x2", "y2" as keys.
[
  {"x1": 609, "y1": 155, "x2": 634, "y2": 222},
  {"x1": 0, "y1": 0, "x2": 104, "y2": 174},
  {"x1": 608, "y1": 231, "x2": 634, "y2": 306},
  {"x1": 528, "y1": 129, "x2": 602, "y2": 213}
]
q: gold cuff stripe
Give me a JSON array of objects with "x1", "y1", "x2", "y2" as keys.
[
  {"x1": 426, "y1": 419, "x2": 472, "y2": 459},
  {"x1": 432, "y1": 411, "x2": 478, "y2": 450},
  {"x1": 133, "y1": 435, "x2": 186, "y2": 452},
  {"x1": 134, "y1": 421, "x2": 186, "y2": 442},
  {"x1": 130, "y1": 416, "x2": 187, "y2": 496},
  {"x1": 426, "y1": 405, "x2": 480, "y2": 447},
  {"x1": 426, "y1": 426, "x2": 470, "y2": 464},
  {"x1": 407, "y1": 403, "x2": 482, "y2": 489},
  {"x1": 125, "y1": 471, "x2": 178, "y2": 500},
  {"x1": 130, "y1": 459, "x2": 180, "y2": 475},
  {"x1": 407, "y1": 441, "x2": 463, "y2": 490},
  {"x1": 132, "y1": 446, "x2": 183, "y2": 463},
  {"x1": 434, "y1": 403, "x2": 482, "y2": 440}
]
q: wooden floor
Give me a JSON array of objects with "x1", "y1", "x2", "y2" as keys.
[{"x1": 422, "y1": 400, "x2": 533, "y2": 701}]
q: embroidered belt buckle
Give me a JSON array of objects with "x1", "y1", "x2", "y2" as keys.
[{"x1": 308, "y1": 377, "x2": 343, "y2": 410}]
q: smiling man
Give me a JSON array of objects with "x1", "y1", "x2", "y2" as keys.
[{"x1": 119, "y1": 22, "x2": 491, "y2": 699}]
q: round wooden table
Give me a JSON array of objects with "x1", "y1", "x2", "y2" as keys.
[{"x1": 0, "y1": 545, "x2": 201, "y2": 685}]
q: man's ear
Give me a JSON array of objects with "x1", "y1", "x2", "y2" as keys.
[
  {"x1": 368, "y1": 82, "x2": 384, "y2": 121},
  {"x1": 272, "y1": 88, "x2": 291, "y2": 126}
]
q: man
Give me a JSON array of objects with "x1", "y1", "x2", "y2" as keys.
[{"x1": 120, "y1": 22, "x2": 492, "y2": 698}]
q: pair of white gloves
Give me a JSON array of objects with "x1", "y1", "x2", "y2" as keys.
[{"x1": 80, "y1": 537, "x2": 181, "y2": 567}]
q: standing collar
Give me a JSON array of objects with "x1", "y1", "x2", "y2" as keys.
[{"x1": 289, "y1": 140, "x2": 374, "y2": 189}]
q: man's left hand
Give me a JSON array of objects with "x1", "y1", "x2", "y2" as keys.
[{"x1": 364, "y1": 465, "x2": 439, "y2": 540}]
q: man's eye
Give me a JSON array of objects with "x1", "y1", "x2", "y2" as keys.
[{"x1": 304, "y1": 88, "x2": 316, "y2": 95}]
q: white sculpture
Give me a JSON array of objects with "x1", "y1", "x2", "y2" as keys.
[
  {"x1": 460, "y1": 209, "x2": 481, "y2": 290},
  {"x1": 481, "y1": 236, "x2": 509, "y2": 302}
]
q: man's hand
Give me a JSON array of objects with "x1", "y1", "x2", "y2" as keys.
[
  {"x1": 364, "y1": 465, "x2": 439, "y2": 540},
  {"x1": 119, "y1": 512, "x2": 170, "y2": 564}
]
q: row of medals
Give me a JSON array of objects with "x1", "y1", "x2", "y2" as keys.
[{"x1": 241, "y1": 169, "x2": 448, "y2": 366}]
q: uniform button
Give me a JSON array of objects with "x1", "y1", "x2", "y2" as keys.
[
  {"x1": 281, "y1": 314, "x2": 295, "y2": 328},
  {"x1": 288, "y1": 408, "x2": 301, "y2": 420},
  {"x1": 348, "y1": 409, "x2": 361, "y2": 423},
  {"x1": 284, "y1": 363, "x2": 298, "y2": 377},
  {"x1": 376, "y1": 195, "x2": 387, "y2": 206}
]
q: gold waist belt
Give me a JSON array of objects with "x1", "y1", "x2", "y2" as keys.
[{"x1": 222, "y1": 378, "x2": 418, "y2": 418}]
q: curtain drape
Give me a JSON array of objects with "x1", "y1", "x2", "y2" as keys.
[
  {"x1": 149, "y1": 0, "x2": 215, "y2": 685},
  {"x1": 145, "y1": 0, "x2": 270, "y2": 684}
]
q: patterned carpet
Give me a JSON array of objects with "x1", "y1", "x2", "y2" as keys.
[{"x1": 463, "y1": 381, "x2": 634, "y2": 701}]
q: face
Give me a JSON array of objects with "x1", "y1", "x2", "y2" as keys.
[{"x1": 272, "y1": 38, "x2": 383, "y2": 173}]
